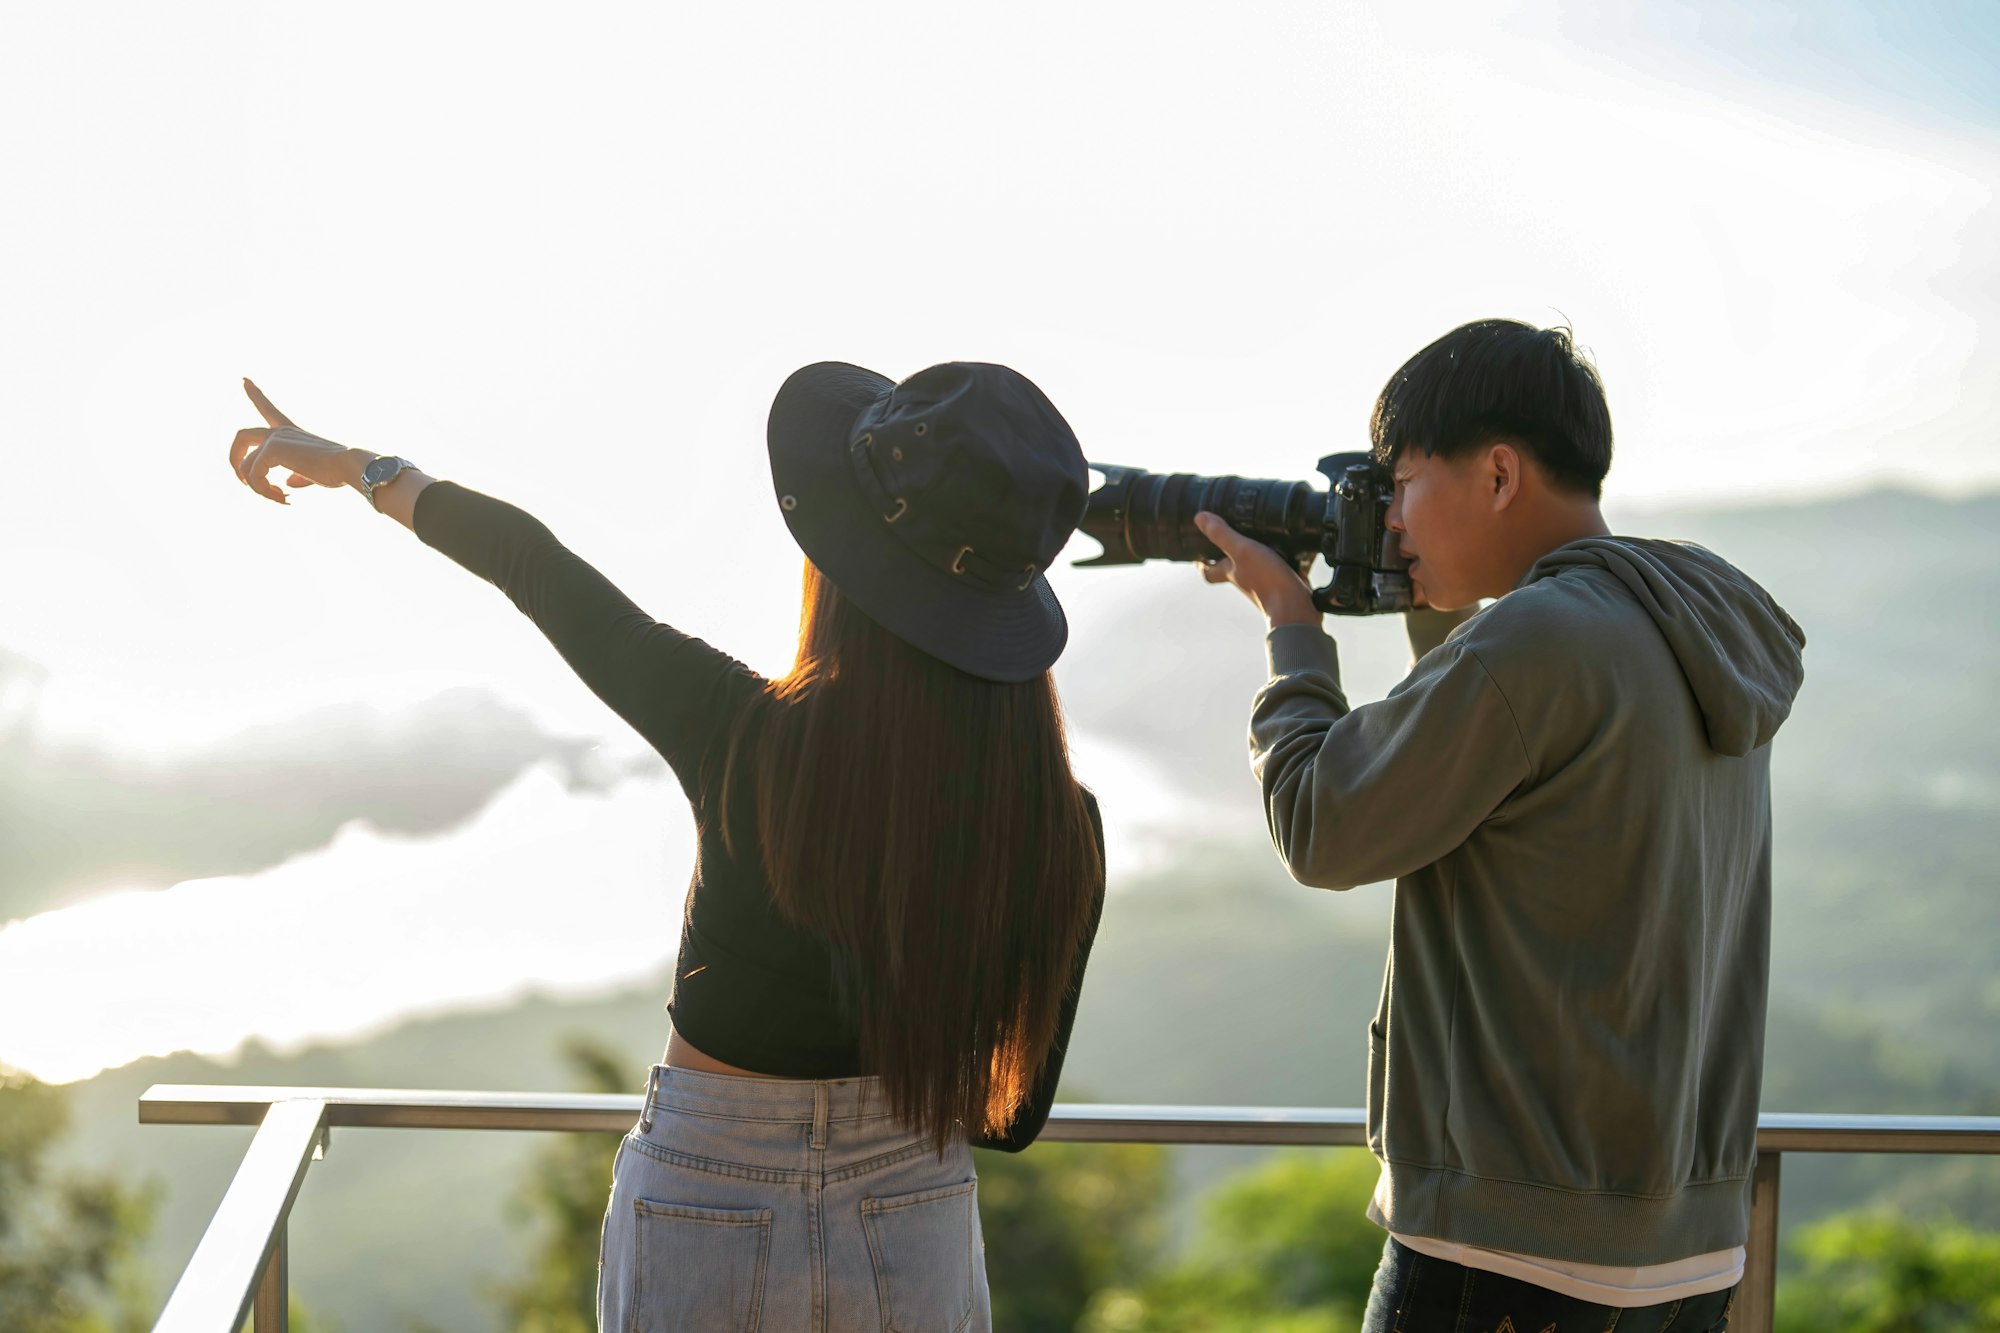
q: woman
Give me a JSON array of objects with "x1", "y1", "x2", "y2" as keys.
[{"x1": 229, "y1": 361, "x2": 1107, "y2": 1331}]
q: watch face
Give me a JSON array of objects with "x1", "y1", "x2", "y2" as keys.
[{"x1": 363, "y1": 456, "x2": 400, "y2": 487}]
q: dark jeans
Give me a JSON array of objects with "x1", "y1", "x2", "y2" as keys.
[{"x1": 1360, "y1": 1237, "x2": 1737, "y2": 1333}]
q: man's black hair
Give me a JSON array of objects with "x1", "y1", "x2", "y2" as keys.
[{"x1": 1370, "y1": 319, "x2": 1613, "y2": 498}]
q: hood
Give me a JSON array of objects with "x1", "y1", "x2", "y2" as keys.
[{"x1": 1523, "y1": 537, "x2": 1807, "y2": 756}]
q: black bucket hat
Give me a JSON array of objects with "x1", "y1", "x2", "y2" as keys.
[{"x1": 766, "y1": 361, "x2": 1089, "y2": 683}]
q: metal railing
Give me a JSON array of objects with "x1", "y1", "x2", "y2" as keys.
[{"x1": 138, "y1": 1084, "x2": 2000, "y2": 1333}]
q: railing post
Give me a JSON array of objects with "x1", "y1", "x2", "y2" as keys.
[
  {"x1": 151, "y1": 1098, "x2": 324, "y2": 1333},
  {"x1": 1736, "y1": 1150, "x2": 1781, "y2": 1333},
  {"x1": 252, "y1": 1224, "x2": 287, "y2": 1333}
]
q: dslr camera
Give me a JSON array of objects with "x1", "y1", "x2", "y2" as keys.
[{"x1": 1074, "y1": 452, "x2": 1411, "y2": 615}]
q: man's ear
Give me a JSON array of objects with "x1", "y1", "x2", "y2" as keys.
[{"x1": 1486, "y1": 440, "x2": 1523, "y2": 512}]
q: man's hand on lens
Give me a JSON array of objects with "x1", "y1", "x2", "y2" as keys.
[{"x1": 1194, "y1": 511, "x2": 1322, "y2": 629}]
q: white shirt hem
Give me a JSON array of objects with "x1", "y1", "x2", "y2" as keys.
[{"x1": 1368, "y1": 1192, "x2": 1743, "y2": 1308}]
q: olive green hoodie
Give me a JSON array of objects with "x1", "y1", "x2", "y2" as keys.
[{"x1": 1250, "y1": 537, "x2": 1806, "y2": 1266}]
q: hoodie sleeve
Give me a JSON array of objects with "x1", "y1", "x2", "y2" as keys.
[{"x1": 1250, "y1": 623, "x2": 1534, "y2": 890}]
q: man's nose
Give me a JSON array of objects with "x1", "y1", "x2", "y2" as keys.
[{"x1": 1385, "y1": 496, "x2": 1405, "y2": 533}]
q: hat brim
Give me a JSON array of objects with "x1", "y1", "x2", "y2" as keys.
[{"x1": 767, "y1": 362, "x2": 1069, "y2": 684}]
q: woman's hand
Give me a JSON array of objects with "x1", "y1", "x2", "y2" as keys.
[
  {"x1": 1194, "y1": 511, "x2": 1322, "y2": 629},
  {"x1": 229, "y1": 379, "x2": 368, "y2": 504}
]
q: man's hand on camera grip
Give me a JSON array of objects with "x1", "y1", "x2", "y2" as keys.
[{"x1": 1194, "y1": 511, "x2": 1322, "y2": 629}]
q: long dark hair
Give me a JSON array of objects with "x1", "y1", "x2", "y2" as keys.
[{"x1": 718, "y1": 561, "x2": 1102, "y2": 1151}]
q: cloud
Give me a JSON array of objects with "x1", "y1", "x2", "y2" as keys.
[{"x1": 0, "y1": 649, "x2": 656, "y2": 922}]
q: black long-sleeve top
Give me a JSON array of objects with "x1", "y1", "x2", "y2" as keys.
[{"x1": 414, "y1": 481, "x2": 1102, "y2": 1150}]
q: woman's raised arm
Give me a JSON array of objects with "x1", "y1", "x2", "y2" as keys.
[{"x1": 226, "y1": 379, "x2": 760, "y2": 788}]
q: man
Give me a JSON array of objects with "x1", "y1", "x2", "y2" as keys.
[{"x1": 1197, "y1": 319, "x2": 1805, "y2": 1331}]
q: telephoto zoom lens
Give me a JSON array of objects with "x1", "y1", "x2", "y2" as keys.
[{"x1": 1076, "y1": 469, "x2": 1326, "y2": 567}]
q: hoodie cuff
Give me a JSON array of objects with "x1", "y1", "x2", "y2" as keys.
[{"x1": 1266, "y1": 622, "x2": 1340, "y2": 680}]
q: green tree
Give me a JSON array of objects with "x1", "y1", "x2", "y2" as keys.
[
  {"x1": 1776, "y1": 1211, "x2": 2000, "y2": 1333},
  {"x1": 1084, "y1": 1148, "x2": 1383, "y2": 1332},
  {"x1": 493, "y1": 1037, "x2": 628, "y2": 1333},
  {"x1": 979, "y1": 1140, "x2": 1171, "y2": 1331},
  {"x1": 0, "y1": 1073, "x2": 158, "y2": 1333}
]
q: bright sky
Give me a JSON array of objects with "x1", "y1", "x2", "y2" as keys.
[{"x1": 3, "y1": 0, "x2": 1995, "y2": 1080}]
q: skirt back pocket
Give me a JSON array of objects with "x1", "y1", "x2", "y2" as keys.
[
  {"x1": 860, "y1": 1178, "x2": 979, "y2": 1332},
  {"x1": 631, "y1": 1199, "x2": 773, "y2": 1332}
]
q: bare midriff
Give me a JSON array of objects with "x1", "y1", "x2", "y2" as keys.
[{"x1": 665, "y1": 1028, "x2": 786, "y2": 1078}]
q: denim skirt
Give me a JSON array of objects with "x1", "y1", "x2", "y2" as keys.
[{"x1": 597, "y1": 1064, "x2": 992, "y2": 1332}]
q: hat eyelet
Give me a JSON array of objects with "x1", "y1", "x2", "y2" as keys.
[
  {"x1": 891, "y1": 447, "x2": 903, "y2": 462},
  {"x1": 913, "y1": 423, "x2": 928, "y2": 436},
  {"x1": 884, "y1": 498, "x2": 908, "y2": 524},
  {"x1": 779, "y1": 495, "x2": 798, "y2": 512},
  {"x1": 951, "y1": 545, "x2": 973, "y2": 575},
  {"x1": 853, "y1": 432, "x2": 873, "y2": 452}
]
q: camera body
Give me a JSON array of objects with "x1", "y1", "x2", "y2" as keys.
[{"x1": 1075, "y1": 452, "x2": 1412, "y2": 615}]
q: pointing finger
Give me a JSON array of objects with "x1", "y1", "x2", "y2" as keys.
[{"x1": 243, "y1": 378, "x2": 296, "y2": 430}]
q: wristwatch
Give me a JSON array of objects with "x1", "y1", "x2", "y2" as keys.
[{"x1": 359, "y1": 455, "x2": 418, "y2": 511}]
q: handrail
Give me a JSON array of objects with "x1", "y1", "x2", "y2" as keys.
[
  {"x1": 138, "y1": 1086, "x2": 2000, "y2": 1152},
  {"x1": 149, "y1": 1098, "x2": 327, "y2": 1333},
  {"x1": 140, "y1": 1086, "x2": 2000, "y2": 1333}
]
